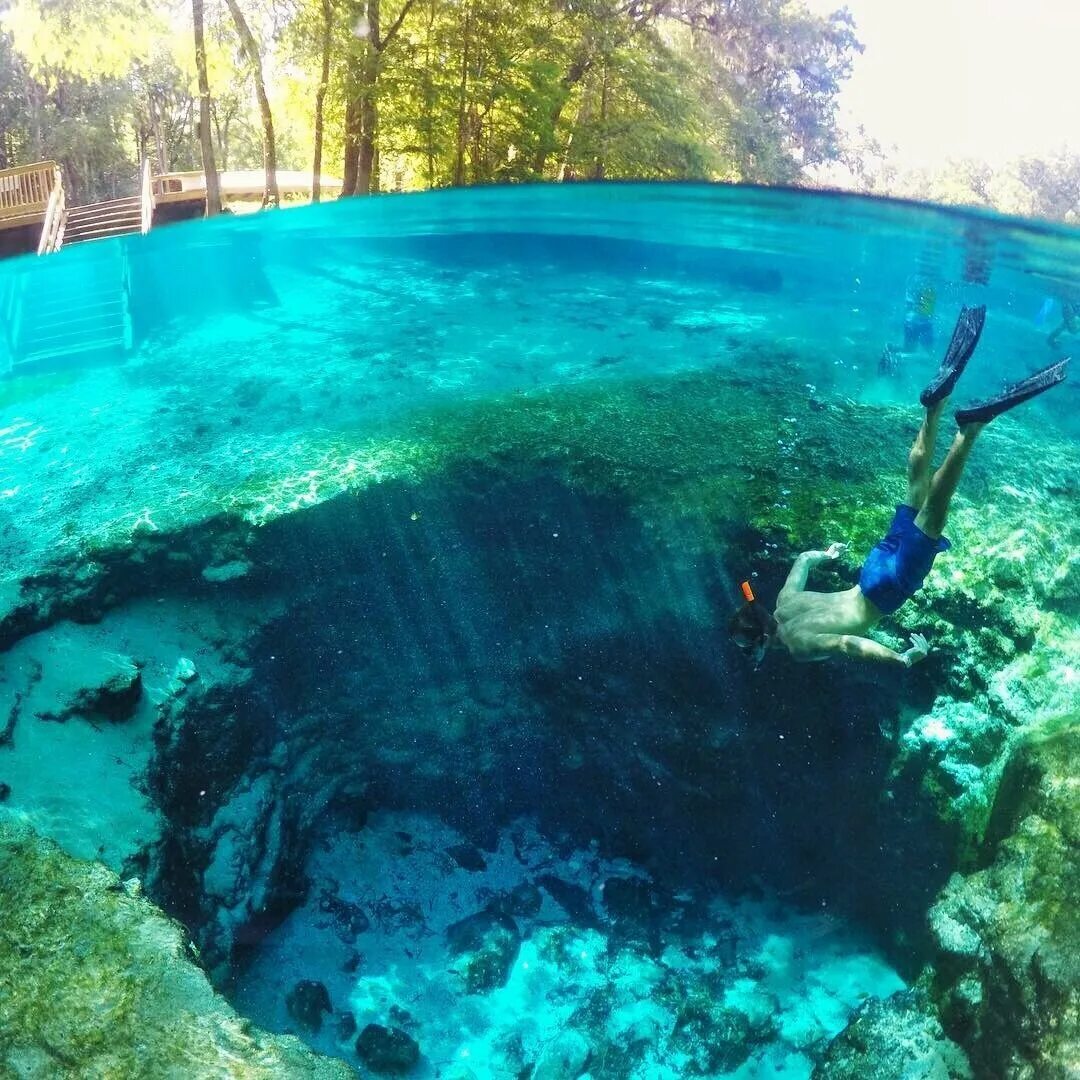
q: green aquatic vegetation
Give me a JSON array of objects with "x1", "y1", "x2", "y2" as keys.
[
  {"x1": 0, "y1": 370, "x2": 80, "y2": 410},
  {"x1": 0, "y1": 815, "x2": 351, "y2": 1078}
]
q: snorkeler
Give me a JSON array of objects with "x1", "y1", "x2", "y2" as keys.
[
  {"x1": 879, "y1": 272, "x2": 938, "y2": 376},
  {"x1": 1047, "y1": 297, "x2": 1079, "y2": 350},
  {"x1": 731, "y1": 306, "x2": 1070, "y2": 667}
]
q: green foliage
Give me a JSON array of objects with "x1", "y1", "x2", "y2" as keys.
[{"x1": 0, "y1": 0, "x2": 863, "y2": 197}]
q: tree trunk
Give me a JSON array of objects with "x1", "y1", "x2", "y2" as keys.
[
  {"x1": 192, "y1": 0, "x2": 221, "y2": 216},
  {"x1": 358, "y1": 95, "x2": 377, "y2": 193},
  {"x1": 342, "y1": 95, "x2": 361, "y2": 195},
  {"x1": 312, "y1": 0, "x2": 333, "y2": 201},
  {"x1": 532, "y1": 51, "x2": 590, "y2": 177},
  {"x1": 151, "y1": 93, "x2": 168, "y2": 173},
  {"x1": 341, "y1": 0, "x2": 417, "y2": 196},
  {"x1": 592, "y1": 64, "x2": 609, "y2": 180},
  {"x1": 424, "y1": 0, "x2": 436, "y2": 187},
  {"x1": 453, "y1": 1, "x2": 471, "y2": 187},
  {"x1": 223, "y1": 0, "x2": 279, "y2": 207}
]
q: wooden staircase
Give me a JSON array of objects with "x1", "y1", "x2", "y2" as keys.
[{"x1": 63, "y1": 195, "x2": 142, "y2": 246}]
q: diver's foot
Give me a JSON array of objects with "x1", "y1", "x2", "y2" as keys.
[
  {"x1": 955, "y1": 357, "x2": 1069, "y2": 426},
  {"x1": 920, "y1": 305, "x2": 987, "y2": 407}
]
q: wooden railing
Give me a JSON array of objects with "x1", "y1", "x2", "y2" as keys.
[
  {"x1": 0, "y1": 161, "x2": 59, "y2": 221},
  {"x1": 36, "y1": 169, "x2": 66, "y2": 255},
  {"x1": 139, "y1": 157, "x2": 155, "y2": 234}
]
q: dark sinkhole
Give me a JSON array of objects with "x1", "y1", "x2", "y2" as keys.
[{"x1": 127, "y1": 463, "x2": 955, "y2": 1074}]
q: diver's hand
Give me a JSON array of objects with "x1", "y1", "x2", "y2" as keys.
[
  {"x1": 901, "y1": 633, "x2": 930, "y2": 668},
  {"x1": 825, "y1": 542, "x2": 848, "y2": 560}
]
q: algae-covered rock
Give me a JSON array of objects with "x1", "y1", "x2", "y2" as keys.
[
  {"x1": 355, "y1": 1023, "x2": 420, "y2": 1074},
  {"x1": 446, "y1": 908, "x2": 522, "y2": 993},
  {"x1": 928, "y1": 719, "x2": 1080, "y2": 1078},
  {"x1": 814, "y1": 987, "x2": 971, "y2": 1079},
  {"x1": 0, "y1": 813, "x2": 352, "y2": 1079},
  {"x1": 533, "y1": 1027, "x2": 591, "y2": 1079}
]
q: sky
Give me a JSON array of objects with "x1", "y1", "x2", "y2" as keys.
[{"x1": 805, "y1": 0, "x2": 1080, "y2": 170}]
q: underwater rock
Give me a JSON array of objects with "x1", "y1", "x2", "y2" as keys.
[
  {"x1": 144, "y1": 673, "x2": 360, "y2": 981},
  {"x1": 285, "y1": 979, "x2": 332, "y2": 1034},
  {"x1": 507, "y1": 880, "x2": 544, "y2": 917},
  {"x1": 532, "y1": 1028, "x2": 591, "y2": 1080},
  {"x1": 202, "y1": 559, "x2": 254, "y2": 584},
  {"x1": 538, "y1": 875, "x2": 596, "y2": 925},
  {"x1": 672, "y1": 997, "x2": 756, "y2": 1075},
  {"x1": 814, "y1": 988, "x2": 972, "y2": 1079},
  {"x1": 317, "y1": 884, "x2": 370, "y2": 941},
  {"x1": 355, "y1": 1023, "x2": 420, "y2": 1074},
  {"x1": 446, "y1": 909, "x2": 522, "y2": 993},
  {"x1": 447, "y1": 841, "x2": 487, "y2": 871},
  {"x1": 34, "y1": 646, "x2": 142, "y2": 723},
  {"x1": 928, "y1": 720, "x2": 1080, "y2": 1076},
  {"x1": 601, "y1": 875, "x2": 654, "y2": 923},
  {"x1": 0, "y1": 815, "x2": 351, "y2": 1078}
]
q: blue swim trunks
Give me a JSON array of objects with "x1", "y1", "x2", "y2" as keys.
[{"x1": 859, "y1": 505, "x2": 950, "y2": 615}]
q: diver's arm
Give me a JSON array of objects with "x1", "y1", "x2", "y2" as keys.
[
  {"x1": 779, "y1": 543, "x2": 847, "y2": 595},
  {"x1": 815, "y1": 632, "x2": 929, "y2": 667}
]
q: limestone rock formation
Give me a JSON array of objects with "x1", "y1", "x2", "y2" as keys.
[
  {"x1": 929, "y1": 720, "x2": 1080, "y2": 1078},
  {"x1": 0, "y1": 814, "x2": 352, "y2": 1078}
]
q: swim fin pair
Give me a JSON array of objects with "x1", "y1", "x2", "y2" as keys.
[{"x1": 921, "y1": 305, "x2": 1070, "y2": 424}]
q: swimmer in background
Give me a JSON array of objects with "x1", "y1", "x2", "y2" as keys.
[
  {"x1": 879, "y1": 273, "x2": 938, "y2": 376},
  {"x1": 1047, "y1": 297, "x2": 1080, "y2": 350}
]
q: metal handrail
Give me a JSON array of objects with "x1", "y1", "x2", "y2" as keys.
[
  {"x1": 36, "y1": 166, "x2": 66, "y2": 255},
  {"x1": 139, "y1": 157, "x2": 155, "y2": 234}
]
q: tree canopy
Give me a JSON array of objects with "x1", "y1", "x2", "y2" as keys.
[{"x1": 0, "y1": 0, "x2": 869, "y2": 204}]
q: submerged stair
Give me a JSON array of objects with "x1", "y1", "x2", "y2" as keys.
[{"x1": 5, "y1": 240, "x2": 133, "y2": 372}]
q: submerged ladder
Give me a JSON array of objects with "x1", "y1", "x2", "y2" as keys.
[
  {"x1": 0, "y1": 160, "x2": 150, "y2": 374},
  {"x1": 4, "y1": 241, "x2": 133, "y2": 373}
]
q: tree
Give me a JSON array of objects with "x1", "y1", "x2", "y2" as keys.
[
  {"x1": 340, "y1": 0, "x2": 420, "y2": 195},
  {"x1": 223, "y1": 0, "x2": 280, "y2": 206},
  {"x1": 192, "y1": 0, "x2": 222, "y2": 215},
  {"x1": 311, "y1": 0, "x2": 333, "y2": 200},
  {"x1": 672, "y1": 0, "x2": 862, "y2": 182}
]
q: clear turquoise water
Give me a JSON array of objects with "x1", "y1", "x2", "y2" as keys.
[
  {"x1": 0, "y1": 184, "x2": 1077, "y2": 1077},
  {"x1": 1, "y1": 184, "x2": 1076, "y2": 572}
]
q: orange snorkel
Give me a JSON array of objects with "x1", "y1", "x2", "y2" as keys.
[{"x1": 740, "y1": 580, "x2": 755, "y2": 603}]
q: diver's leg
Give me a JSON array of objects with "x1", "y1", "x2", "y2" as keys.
[
  {"x1": 907, "y1": 400, "x2": 944, "y2": 510},
  {"x1": 915, "y1": 422, "x2": 983, "y2": 538}
]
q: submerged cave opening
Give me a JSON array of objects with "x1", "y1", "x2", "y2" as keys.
[{"x1": 137, "y1": 462, "x2": 956, "y2": 1074}]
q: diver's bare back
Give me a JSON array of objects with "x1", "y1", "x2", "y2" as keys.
[{"x1": 774, "y1": 585, "x2": 879, "y2": 661}]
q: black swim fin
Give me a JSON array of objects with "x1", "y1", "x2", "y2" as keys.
[
  {"x1": 920, "y1": 305, "x2": 986, "y2": 407},
  {"x1": 955, "y1": 357, "x2": 1069, "y2": 426}
]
